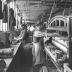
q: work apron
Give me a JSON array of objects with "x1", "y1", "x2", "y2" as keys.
[{"x1": 32, "y1": 37, "x2": 45, "y2": 65}]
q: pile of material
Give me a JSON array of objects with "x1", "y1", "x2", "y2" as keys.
[
  {"x1": 0, "y1": 48, "x2": 14, "y2": 58},
  {"x1": 0, "y1": 59, "x2": 6, "y2": 72}
]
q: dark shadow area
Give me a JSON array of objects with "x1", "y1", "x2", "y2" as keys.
[{"x1": 6, "y1": 38, "x2": 33, "y2": 72}]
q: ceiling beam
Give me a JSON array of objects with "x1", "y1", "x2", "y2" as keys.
[{"x1": 15, "y1": 0, "x2": 41, "y2": 1}]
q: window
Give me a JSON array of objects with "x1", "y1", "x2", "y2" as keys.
[
  {"x1": 51, "y1": 21, "x2": 55, "y2": 27},
  {"x1": 60, "y1": 20, "x2": 64, "y2": 26},
  {"x1": 53, "y1": 21, "x2": 55, "y2": 26},
  {"x1": 51, "y1": 23, "x2": 52, "y2": 27},
  {"x1": 66, "y1": 23, "x2": 67, "y2": 27},
  {"x1": 0, "y1": 20, "x2": 7, "y2": 31},
  {"x1": 56, "y1": 20, "x2": 59, "y2": 26}
]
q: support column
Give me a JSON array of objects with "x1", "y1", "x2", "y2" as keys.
[
  {"x1": 7, "y1": 3, "x2": 9, "y2": 31},
  {"x1": 68, "y1": 17, "x2": 72, "y2": 69}
]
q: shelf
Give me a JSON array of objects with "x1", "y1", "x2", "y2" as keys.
[{"x1": 47, "y1": 27, "x2": 67, "y2": 32}]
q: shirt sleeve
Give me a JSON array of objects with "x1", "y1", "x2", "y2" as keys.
[{"x1": 34, "y1": 31, "x2": 42, "y2": 37}]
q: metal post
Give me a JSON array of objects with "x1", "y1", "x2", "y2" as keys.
[
  {"x1": 68, "y1": 17, "x2": 72, "y2": 69},
  {"x1": 63, "y1": 8, "x2": 65, "y2": 16},
  {"x1": 47, "y1": 2, "x2": 55, "y2": 28},
  {"x1": 7, "y1": 3, "x2": 9, "y2": 31},
  {"x1": 2, "y1": 1, "x2": 3, "y2": 31}
]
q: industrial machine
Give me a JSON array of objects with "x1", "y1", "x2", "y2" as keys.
[{"x1": 44, "y1": 15, "x2": 72, "y2": 72}]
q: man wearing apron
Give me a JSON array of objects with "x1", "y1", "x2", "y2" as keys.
[{"x1": 32, "y1": 25, "x2": 45, "y2": 72}]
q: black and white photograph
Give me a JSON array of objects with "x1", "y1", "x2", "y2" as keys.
[{"x1": 0, "y1": 0, "x2": 72, "y2": 72}]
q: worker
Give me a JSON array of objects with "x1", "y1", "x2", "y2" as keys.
[
  {"x1": 32, "y1": 24, "x2": 45, "y2": 72},
  {"x1": 14, "y1": 24, "x2": 28, "y2": 43},
  {"x1": 21, "y1": 24, "x2": 29, "y2": 44}
]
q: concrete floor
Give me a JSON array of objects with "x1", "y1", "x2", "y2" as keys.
[
  {"x1": 6, "y1": 38, "x2": 56, "y2": 72},
  {"x1": 6, "y1": 43, "x2": 33, "y2": 72}
]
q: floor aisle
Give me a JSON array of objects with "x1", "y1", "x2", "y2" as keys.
[{"x1": 6, "y1": 44, "x2": 33, "y2": 72}]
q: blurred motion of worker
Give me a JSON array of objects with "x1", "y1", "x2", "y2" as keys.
[
  {"x1": 32, "y1": 23, "x2": 46, "y2": 72},
  {"x1": 29, "y1": 25, "x2": 35, "y2": 37},
  {"x1": 30, "y1": 25, "x2": 35, "y2": 32}
]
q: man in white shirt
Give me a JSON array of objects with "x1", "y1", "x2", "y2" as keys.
[{"x1": 32, "y1": 24, "x2": 45, "y2": 72}]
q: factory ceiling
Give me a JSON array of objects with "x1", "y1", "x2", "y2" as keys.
[
  {"x1": 7, "y1": 0, "x2": 72, "y2": 22},
  {"x1": 14, "y1": 0, "x2": 52, "y2": 22}
]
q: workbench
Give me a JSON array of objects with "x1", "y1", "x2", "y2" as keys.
[{"x1": 0, "y1": 42, "x2": 21, "y2": 72}]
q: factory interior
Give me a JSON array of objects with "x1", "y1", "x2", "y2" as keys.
[{"x1": 0, "y1": 0, "x2": 72, "y2": 72}]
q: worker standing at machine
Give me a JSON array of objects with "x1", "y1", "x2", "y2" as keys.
[
  {"x1": 14, "y1": 24, "x2": 28, "y2": 42},
  {"x1": 32, "y1": 23, "x2": 46, "y2": 72}
]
